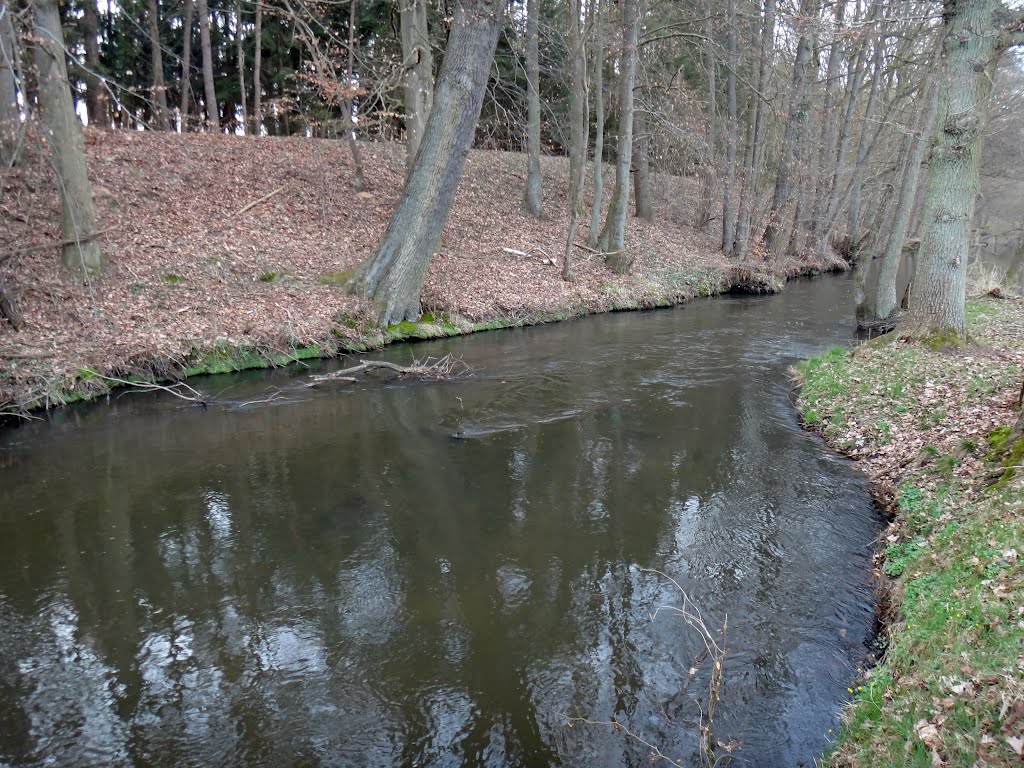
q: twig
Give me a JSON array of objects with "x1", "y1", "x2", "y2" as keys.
[
  {"x1": 227, "y1": 186, "x2": 285, "y2": 219},
  {"x1": 573, "y1": 240, "x2": 603, "y2": 255},
  {"x1": 501, "y1": 247, "x2": 532, "y2": 257},
  {"x1": 80, "y1": 368, "x2": 208, "y2": 404},
  {"x1": 0, "y1": 350, "x2": 53, "y2": 358}
]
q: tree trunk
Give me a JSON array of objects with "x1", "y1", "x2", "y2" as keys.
[
  {"x1": 235, "y1": 0, "x2": 247, "y2": 133},
  {"x1": 720, "y1": 0, "x2": 738, "y2": 253},
  {"x1": 735, "y1": 0, "x2": 776, "y2": 259},
  {"x1": 870, "y1": 77, "x2": 939, "y2": 321},
  {"x1": 563, "y1": 0, "x2": 589, "y2": 280},
  {"x1": 762, "y1": 0, "x2": 818, "y2": 259},
  {"x1": 347, "y1": 0, "x2": 504, "y2": 326},
  {"x1": 694, "y1": 2, "x2": 715, "y2": 231},
  {"x1": 400, "y1": 0, "x2": 433, "y2": 171},
  {"x1": 632, "y1": 107, "x2": 651, "y2": 220},
  {"x1": 587, "y1": 0, "x2": 604, "y2": 247},
  {"x1": 81, "y1": 0, "x2": 104, "y2": 125},
  {"x1": 198, "y1": 0, "x2": 219, "y2": 130},
  {"x1": 902, "y1": 0, "x2": 1009, "y2": 342},
  {"x1": 846, "y1": 31, "x2": 883, "y2": 257},
  {"x1": 806, "y1": 0, "x2": 846, "y2": 253},
  {"x1": 252, "y1": 0, "x2": 262, "y2": 134},
  {"x1": 31, "y1": 0, "x2": 104, "y2": 276},
  {"x1": 598, "y1": 0, "x2": 638, "y2": 272},
  {"x1": 0, "y1": 2, "x2": 19, "y2": 163},
  {"x1": 146, "y1": 0, "x2": 172, "y2": 129},
  {"x1": 524, "y1": 0, "x2": 542, "y2": 217},
  {"x1": 180, "y1": 0, "x2": 194, "y2": 129},
  {"x1": 343, "y1": 0, "x2": 365, "y2": 189}
]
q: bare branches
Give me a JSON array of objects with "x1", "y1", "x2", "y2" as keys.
[
  {"x1": 306, "y1": 354, "x2": 469, "y2": 386},
  {"x1": 80, "y1": 368, "x2": 209, "y2": 404}
]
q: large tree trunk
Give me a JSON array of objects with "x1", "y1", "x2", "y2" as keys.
[
  {"x1": 524, "y1": 0, "x2": 542, "y2": 216},
  {"x1": 762, "y1": 0, "x2": 818, "y2": 259},
  {"x1": 0, "y1": 2, "x2": 19, "y2": 163},
  {"x1": 180, "y1": 0, "x2": 194, "y2": 129},
  {"x1": 720, "y1": 0, "x2": 738, "y2": 253},
  {"x1": 146, "y1": 0, "x2": 172, "y2": 129},
  {"x1": 31, "y1": 0, "x2": 104, "y2": 276},
  {"x1": 694, "y1": 3, "x2": 715, "y2": 231},
  {"x1": 400, "y1": 0, "x2": 433, "y2": 171},
  {"x1": 347, "y1": 0, "x2": 504, "y2": 326},
  {"x1": 902, "y1": 0, "x2": 1009, "y2": 342},
  {"x1": 598, "y1": 0, "x2": 638, "y2": 272},
  {"x1": 81, "y1": 0, "x2": 104, "y2": 125},
  {"x1": 198, "y1": 0, "x2": 219, "y2": 130},
  {"x1": 587, "y1": 0, "x2": 604, "y2": 247},
  {"x1": 562, "y1": 0, "x2": 589, "y2": 280},
  {"x1": 343, "y1": 0, "x2": 365, "y2": 189},
  {"x1": 251, "y1": 0, "x2": 262, "y2": 134}
]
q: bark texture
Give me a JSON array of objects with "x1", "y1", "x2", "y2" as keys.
[
  {"x1": 598, "y1": 0, "x2": 638, "y2": 271},
  {"x1": 348, "y1": 0, "x2": 504, "y2": 325},
  {"x1": 401, "y1": 0, "x2": 433, "y2": 170},
  {"x1": 524, "y1": 0, "x2": 542, "y2": 216},
  {"x1": 632, "y1": 107, "x2": 651, "y2": 220},
  {"x1": 198, "y1": 0, "x2": 219, "y2": 130},
  {"x1": 81, "y1": 0, "x2": 104, "y2": 125},
  {"x1": 252, "y1": 0, "x2": 262, "y2": 133},
  {"x1": 0, "y1": 2, "x2": 18, "y2": 162},
  {"x1": 903, "y1": 0, "x2": 1008, "y2": 341},
  {"x1": 180, "y1": 0, "x2": 194, "y2": 128},
  {"x1": 563, "y1": 0, "x2": 589, "y2": 279},
  {"x1": 587, "y1": 0, "x2": 604, "y2": 246},
  {"x1": 31, "y1": 0, "x2": 104, "y2": 276}
]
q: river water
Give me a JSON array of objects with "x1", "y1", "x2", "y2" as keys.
[{"x1": 0, "y1": 276, "x2": 880, "y2": 768}]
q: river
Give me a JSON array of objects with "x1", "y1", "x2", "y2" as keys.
[{"x1": 0, "y1": 275, "x2": 880, "y2": 767}]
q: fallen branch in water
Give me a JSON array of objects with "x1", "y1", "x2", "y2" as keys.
[
  {"x1": 306, "y1": 354, "x2": 468, "y2": 386},
  {"x1": 80, "y1": 369, "x2": 209, "y2": 404}
]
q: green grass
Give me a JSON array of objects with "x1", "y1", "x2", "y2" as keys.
[{"x1": 796, "y1": 309, "x2": 1024, "y2": 767}]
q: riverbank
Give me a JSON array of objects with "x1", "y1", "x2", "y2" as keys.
[
  {"x1": 794, "y1": 297, "x2": 1024, "y2": 767},
  {"x1": 0, "y1": 130, "x2": 845, "y2": 416}
]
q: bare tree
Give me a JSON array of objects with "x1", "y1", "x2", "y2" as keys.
[
  {"x1": 30, "y1": 0, "x2": 104, "y2": 275},
  {"x1": 598, "y1": 0, "x2": 639, "y2": 272},
  {"x1": 563, "y1": 0, "x2": 589, "y2": 279},
  {"x1": 180, "y1": 0, "x2": 194, "y2": 129},
  {"x1": 587, "y1": 0, "x2": 604, "y2": 246},
  {"x1": 524, "y1": 0, "x2": 542, "y2": 216},
  {"x1": 252, "y1": 0, "x2": 263, "y2": 134},
  {"x1": 721, "y1": 0, "x2": 738, "y2": 253},
  {"x1": 198, "y1": 0, "x2": 219, "y2": 130},
  {"x1": 81, "y1": 0, "x2": 104, "y2": 125},
  {"x1": 346, "y1": 0, "x2": 506, "y2": 325},
  {"x1": 146, "y1": 0, "x2": 172, "y2": 129},
  {"x1": 235, "y1": 0, "x2": 247, "y2": 132}
]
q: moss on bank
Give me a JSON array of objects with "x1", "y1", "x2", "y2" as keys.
[
  {"x1": 2, "y1": 260, "x2": 844, "y2": 419},
  {"x1": 794, "y1": 298, "x2": 1024, "y2": 767}
]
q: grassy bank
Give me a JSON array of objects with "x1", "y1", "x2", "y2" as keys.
[{"x1": 794, "y1": 297, "x2": 1024, "y2": 767}]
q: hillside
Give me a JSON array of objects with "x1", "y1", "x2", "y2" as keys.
[{"x1": 0, "y1": 131, "x2": 844, "y2": 413}]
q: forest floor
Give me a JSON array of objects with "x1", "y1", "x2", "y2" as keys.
[
  {"x1": 0, "y1": 130, "x2": 844, "y2": 414},
  {"x1": 794, "y1": 297, "x2": 1024, "y2": 767}
]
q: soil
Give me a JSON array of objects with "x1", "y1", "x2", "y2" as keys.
[{"x1": 1, "y1": 130, "x2": 845, "y2": 414}]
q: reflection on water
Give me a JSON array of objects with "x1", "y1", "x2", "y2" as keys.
[{"x1": 0, "y1": 276, "x2": 880, "y2": 767}]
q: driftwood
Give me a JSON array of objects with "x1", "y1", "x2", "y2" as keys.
[
  {"x1": 227, "y1": 186, "x2": 285, "y2": 219},
  {"x1": 306, "y1": 354, "x2": 466, "y2": 386}
]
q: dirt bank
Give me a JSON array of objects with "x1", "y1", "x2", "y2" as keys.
[{"x1": 1, "y1": 130, "x2": 844, "y2": 414}]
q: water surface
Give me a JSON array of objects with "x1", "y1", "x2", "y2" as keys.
[{"x1": 0, "y1": 276, "x2": 880, "y2": 767}]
